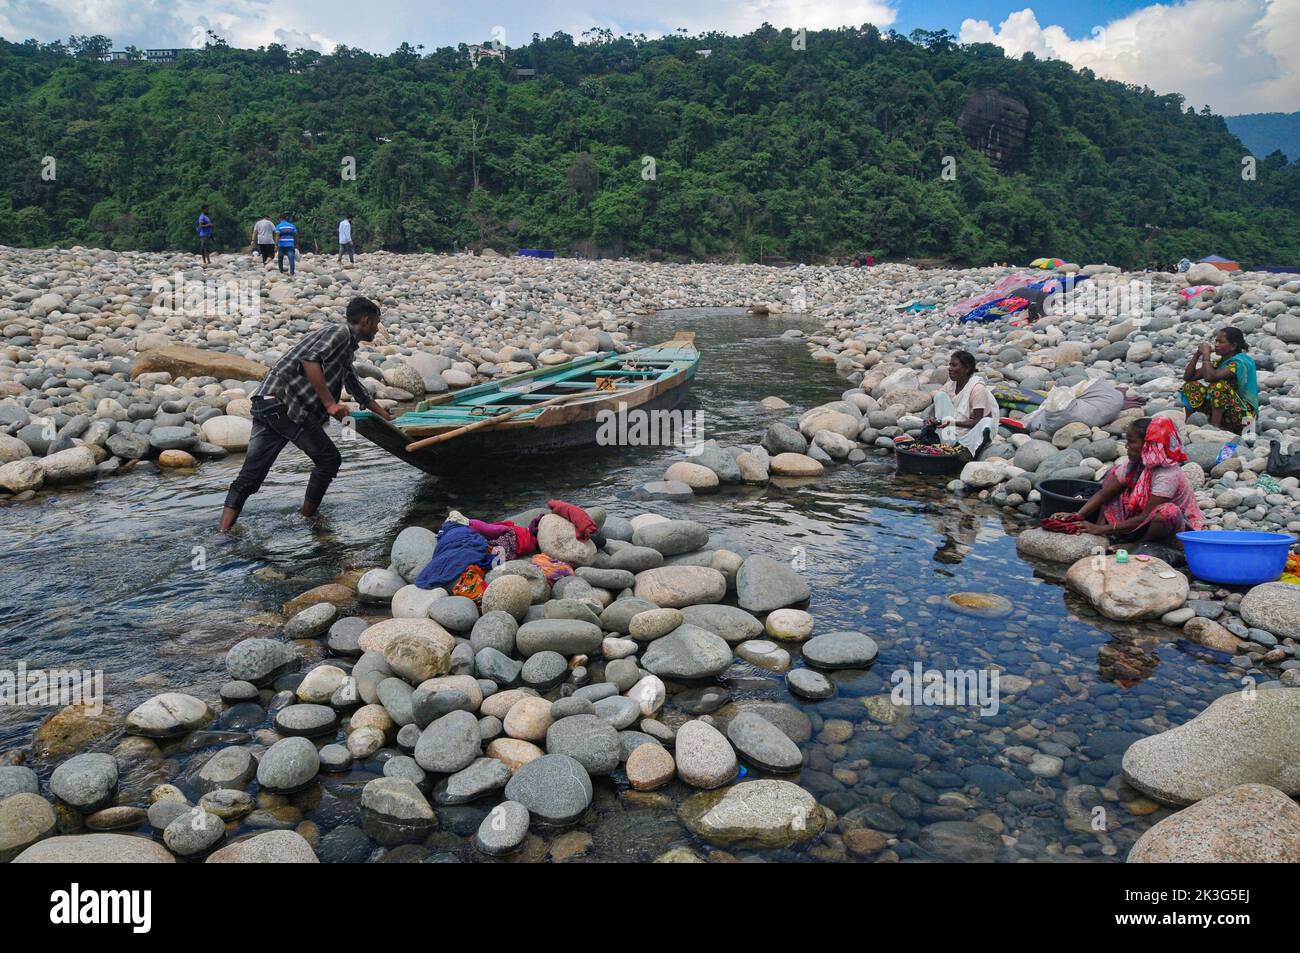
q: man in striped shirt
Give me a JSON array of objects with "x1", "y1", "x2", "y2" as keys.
[{"x1": 219, "y1": 296, "x2": 394, "y2": 531}]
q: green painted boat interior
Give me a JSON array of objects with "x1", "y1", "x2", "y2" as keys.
[{"x1": 352, "y1": 341, "x2": 699, "y2": 430}]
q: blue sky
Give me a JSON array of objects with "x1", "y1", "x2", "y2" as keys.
[
  {"x1": 892, "y1": 0, "x2": 1145, "y2": 35},
  {"x1": 0, "y1": 1, "x2": 1295, "y2": 114}
]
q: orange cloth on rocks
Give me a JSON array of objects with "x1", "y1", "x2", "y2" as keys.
[
  {"x1": 530, "y1": 553, "x2": 574, "y2": 581},
  {"x1": 451, "y1": 565, "x2": 487, "y2": 600}
]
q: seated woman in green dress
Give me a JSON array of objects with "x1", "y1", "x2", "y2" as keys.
[{"x1": 1179, "y1": 327, "x2": 1257, "y2": 434}]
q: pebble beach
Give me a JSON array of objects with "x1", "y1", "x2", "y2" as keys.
[{"x1": 2, "y1": 247, "x2": 1300, "y2": 864}]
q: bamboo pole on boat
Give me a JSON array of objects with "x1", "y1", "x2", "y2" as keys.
[{"x1": 402, "y1": 389, "x2": 607, "y2": 453}]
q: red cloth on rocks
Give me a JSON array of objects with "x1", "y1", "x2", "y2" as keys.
[
  {"x1": 468, "y1": 518, "x2": 536, "y2": 556},
  {"x1": 1041, "y1": 514, "x2": 1084, "y2": 534},
  {"x1": 547, "y1": 499, "x2": 597, "y2": 540}
]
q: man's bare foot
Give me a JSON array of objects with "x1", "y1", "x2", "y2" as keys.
[{"x1": 218, "y1": 506, "x2": 240, "y2": 533}]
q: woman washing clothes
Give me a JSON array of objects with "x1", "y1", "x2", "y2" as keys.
[
  {"x1": 1050, "y1": 417, "x2": 1203, "y2": 547},
  {"x1": 923, "y1": 351, "x2": 1000, "y2": 456},
  {"x1": 1179, "y1": 327, "x2": 1257, "y2": 434}
]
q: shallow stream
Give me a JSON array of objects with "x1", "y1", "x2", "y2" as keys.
[{"x1": 0, "y1": 307, "x2": 1244, "y2": 861}]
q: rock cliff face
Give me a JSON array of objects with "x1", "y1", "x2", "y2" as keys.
[{"x1": 957, "y1": 89, "x2": 1030, "y2": 171}]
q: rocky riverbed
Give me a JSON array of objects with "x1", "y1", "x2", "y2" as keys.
[
  {"x1": 5, "y1": 481, "x2": 1297, "y2": 864},
  {"x1": 2, "y1": 250, "x2": 1300, "y2": 863}
]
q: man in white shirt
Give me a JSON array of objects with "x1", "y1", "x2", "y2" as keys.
[
  {"x1": 338, "y1": 214, "x2": 355, "y2": 265},
  {"x1": 251, "y1": 215, "x2": 276, "y2": 264}
]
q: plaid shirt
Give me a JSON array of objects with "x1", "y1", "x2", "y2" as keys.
[{"x1": 254, "y1": 323, "x2": 370, "y2": 425}]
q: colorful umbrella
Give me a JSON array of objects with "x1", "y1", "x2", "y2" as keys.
[{"x1": 1030, "y1": 257, "x2": 1065, "y2": 269}]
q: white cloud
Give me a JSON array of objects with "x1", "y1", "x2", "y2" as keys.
[
  {"x1": 0, "y1": 0, "x2": 896, "y2": 55},
  {"x1": 644, "y1": 0, "x2": 896, "y2": 36},
  {"x1": 0, "y1": 0, "x2": 336, "y2": 51},
  {"x1": 959, "y1": 0, "x2": 1300, "y2": 114}
]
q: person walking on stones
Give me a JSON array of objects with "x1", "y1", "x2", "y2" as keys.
[
  {"x1": 218, "y1": 296, "x2": 393, "y2": 531},
  {"x1": 197, "y1": 205, "x2": 214, "y2": 265},
  {"x1": 338, "y1": 213, "x2": 356, "y2": 265},
  {"x1": 252, "y1": 214, "x2": 276, "y2": 265},
  {"x1": 275, "y1": 213, "x2": 298, "y2": 275}
]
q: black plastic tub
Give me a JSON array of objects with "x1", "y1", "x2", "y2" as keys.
[
  {"x1": 1036, "y1": 478, "x2": 1101, "y2": 519},
  {"x1": 896, "y1": 445, "x2": 968, "y2": 476}
]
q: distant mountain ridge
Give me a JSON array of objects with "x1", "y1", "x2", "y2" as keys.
[{"x1": 1226, "y1": 112, "x2": 1300, "y2": 163}]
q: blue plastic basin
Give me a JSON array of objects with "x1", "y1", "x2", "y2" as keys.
[{"x1": 1176, "y1": 530, "x2": 1295, "y2": 585}]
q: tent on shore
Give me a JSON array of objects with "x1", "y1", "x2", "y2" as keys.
[{"x1": 1198, "y1": 255, "x2": 1241, "y2": 271}]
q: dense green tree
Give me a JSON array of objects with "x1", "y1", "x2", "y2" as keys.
[{"x1": 0, "y1": 27, "x2": 1295, "y2": 266}]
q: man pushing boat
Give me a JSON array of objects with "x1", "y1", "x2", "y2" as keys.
[{"x1": 218, "y1": 296, "x2": 394, "y2": 531}]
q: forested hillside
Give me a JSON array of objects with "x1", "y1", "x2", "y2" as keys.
[{"x1": 1, "y1": 25, "x2": 1296, "y2": 266}]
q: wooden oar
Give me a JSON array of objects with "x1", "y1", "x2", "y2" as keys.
[{"x1": 403, "y1": 389, "x2": 607, "y2": 453}]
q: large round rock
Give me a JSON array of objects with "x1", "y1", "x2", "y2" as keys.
[
  {"x1": 0, "y1": 766, "x2": 39, "y2": 801},
  {"x1": 164, "y1": 808, "x2": 226, "y2": 857},
  {"x1": 125, "y1": 693, "x2": 212, "y2": 738},
  {"x1": 503, "y1": 754, "x2": 592, "y2": 824},
  {"x1": 726, "y1": 711, "x2": 803, "y2": 772},
  {"x1": 414, "y1": 710, "x2": 482, "y2": 774},
  {"x1": 428, "y1": 596, "x2": 479, "y2": 633},
  {"x1": 674, "y1": 721, "x2": 738, "y2": 789},
  {"x1": 49, "y1": 754, "x2": 118, "y2": 813},
  {"x1": 1128, "y1": 783, "x2": 1300, "y2": 862},
  {"x1": 632, "y1": 519, "x2": 711, "y2": 556},
  {"x1": 680, "y1": 779, "x2": 825, "y2": 848},
  {"x1": 475, "y1": 800, "x2": 530, "y2": 855},
  {"x1": 273, "y1": 704, "x2": 338, "y2": 738},
  {"x1": 641, "y1": 625, "x2": 733, "y2": 680},
  {"x1": 736, "y1": 555, "x2": 811, "y2": 612},
  {"x1": 600, "y1": 597, "x2": 658, "y2": 634},
  {"x1": 14, "y1": 833, "x2": 176, "y2": 864},
  {"x1": 226, "y1": 638, "x2": 297, "y2": 686},
  {"x1": 0, "y1": 793, "x2": 56, "y2": 863},
  {"x1": 196, "y1": 747, "x2": 257, "y2": 793},
  {"x1": 481, "y1": 574, "x2": 535, "y2": 621},
  {"x1": 391, "y1": 526, "x2": 437, "y2": 582},
  {"x1": 633, "y1": 566, "x2": 726, "y2": 608},
  {"x1": 680, "y1": 604, "x2": 764, "y2": 644},
  {"x1": 205, "y1": 830, "x2": 319, "y2": 863},
  {"x1": 1240, "y1": 582, "x2": 1300, "y2": 638},
  {"x1": 470, "y1": 611, "x2": 518, "y2": 654},
  {"x1": 1121, "y1": 690, "x2": 1300, "y2": 805},
  {"x1": 360, "y1": 777, "x2": 436, "y2": 845},
  {"x1": 545, "y1": 715, "x2": 620, "y2": 775},
  {"x1": 256, "y1": 737, "x2": 320, "y2": 793},
  {"x1": 514, "y1": 619, "x2": 603, "y2": 657},
  {"x1": 801, "y1": 631, "x2": 878, "y2": 669}
]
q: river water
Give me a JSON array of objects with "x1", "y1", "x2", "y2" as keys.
[{"x1": 0, "y1": 308, "x2": 1243, "y2": 862}]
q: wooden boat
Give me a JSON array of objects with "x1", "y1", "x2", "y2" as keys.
[{"x1": 350, "y1": 331, "x2": 699, "y2": 474}]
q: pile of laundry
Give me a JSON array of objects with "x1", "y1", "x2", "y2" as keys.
[
  {"x1": 414, "y1": 499, "x2": 597, "y2": 600},
  {"x1": 954, "y1": 274, "x2": 1090, "y2": 323}
]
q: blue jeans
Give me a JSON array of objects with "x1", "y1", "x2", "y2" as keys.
[
  {"x1": 277, "y1": 247, "x2": 296, "y2": 275},
  {"x1": 223, "y1": 399, "x2": 340, "y2": 512}
]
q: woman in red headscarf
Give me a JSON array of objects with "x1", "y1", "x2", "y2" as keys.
[{"x1": 1048, "y1": 417, "x2": 1203, "y2": 546}]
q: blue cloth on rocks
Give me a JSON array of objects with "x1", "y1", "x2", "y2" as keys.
[{"x1": 415, "y1": 520, "x2": 491, "y2": 590}]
